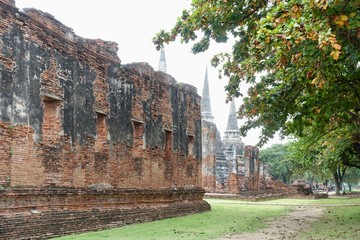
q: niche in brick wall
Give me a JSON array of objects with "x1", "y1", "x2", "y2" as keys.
[
  {"x1": 188, "y1": 135, "x2": 195, "y2": 157},
  {"x1": 164, "y1": 130, "x2": 173, "y2": 180},
  {"x1": 95, "y1": 111, "x2": 108, "y2": 152},
  {"x1": 42, "y1": 94, "x2": 63, "y2": 143},
  {"x1": 132, "y1": 119, "x2": 145, "y2": 158},
  {"x1": 165, "y1": 130, "x2": 173, "y2": 158},
  {"x1": 186, "y1": 135, "x2": 196, "y2": 177},
  {"x1": 94, "y1": 111, "x2": 109, "y2": 173}
]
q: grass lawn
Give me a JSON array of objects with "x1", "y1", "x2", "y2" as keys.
[
  {"x1": 291, "y1": 197, "x2": 360, "y2": 240},
  {"x1": 267, "y1": 196, "x2": 360, "y2": 205},
  {"x1": 53, "y1": 196, "x2": 360, "y2": 240},
  {"x1": 294, "y1": 206, "x2": 360, "y2": 240},
  {"x1": 261, "y1": 196, "x2": 360, "y2": 240},
  {"x1": 53, "y1": 199, "x2": 291, "y2": 240}
]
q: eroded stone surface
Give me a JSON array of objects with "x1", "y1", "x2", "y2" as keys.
[{"x1": 0, "y1": 1, "x2": 209, "y2": 238}]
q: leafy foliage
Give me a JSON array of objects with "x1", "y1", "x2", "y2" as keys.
[
  {"x1": 287, "y1": 129, "x2": 356, "y2": 194},
  {"x1": 343, "y1": 167, "x2": 360, "y2": 185},
  {"x1": 259, "y1": 144, "x2": 293, "y2": 183},
  {"x1": 153, "y1": 0, "x2": 360, "y2": 156}
]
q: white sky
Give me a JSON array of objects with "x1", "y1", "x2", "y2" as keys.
[{"x1": 15, "y1": 0, "x2": 285, "y2": 148}]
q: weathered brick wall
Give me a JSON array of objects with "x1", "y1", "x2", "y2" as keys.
[
  {"x1": 223, "y1": 145, "x2": 264, "y2": 193},
  {"x1": 0, "y1": 1, "x2": 209, "y2": 238},
  {"x1": 0, "y1": 188, "x2": 210, "y2": 239},
  {"x1": 201, "y1": 120, "x2": 217, "y2": 192},
  {"x1": 243, "y1": 145, "x2": 261, "y2": 190},
  {"x1": 0, "y1": 1, "x2": 202, "y2": 190},
  {"x1": 228, "y1": 173, "x2": 240, "y2": 194},
  {"x1": 0, "y1": 123, "x2": 11, "y2": 186}
]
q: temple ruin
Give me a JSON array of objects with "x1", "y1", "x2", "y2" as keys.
[
  {"x1": 201, "y1": 67, "x2": 272, "y2": 194},
  {"x1": 0, "y1": 1, "x2": 210, "y2": 239}
]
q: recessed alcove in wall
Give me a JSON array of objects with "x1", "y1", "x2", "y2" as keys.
[
  {"x1": 164, "y1": 129, "x2": 173, "y2": 180},
  {"x1": 94, "y1": 110, "x2": 108, "y2": 152},
  {"x1": 41, "y1": 93, "x2": 63, "y2": 142},
  {"x1": 188, "y1": 135, "x2": 195, "y2": 157},
  {"x1": 164, "y1": 130, "x2": 173, "y2": 153},
  {"x1": 131, "y1": 118, "x2": 145, "y2": 158}
]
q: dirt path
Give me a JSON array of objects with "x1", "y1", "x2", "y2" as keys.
[{"x1": 218, "y1": 206, "x2": 325, "y2": 240}]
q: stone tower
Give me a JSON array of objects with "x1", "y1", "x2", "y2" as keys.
[
  {"x1": 224, "y1": 101, "x2": 241, "y2": 141},
  {"x1": 158, "y1": 47, "x2": 167, "y2": 73},
  {"x1": 201, "y1": 66, "x2": 214, "y2": 122},
  {"x1": 201, "y1": 66, "x2": 217, "y2": 192},
  {"x1": 223, "y1": 100, "x2": 244, "y2": 174}
]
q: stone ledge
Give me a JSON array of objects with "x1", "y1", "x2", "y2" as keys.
[
  {"x1": 0, "y1": 200, "x2": 211, "y2": 239},
  {"x1": 0, "y1": 187, "x2": 206, "y2": 213}
]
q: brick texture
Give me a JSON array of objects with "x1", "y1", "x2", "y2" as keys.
[
  {"x1": 201, "y1": 120, "x2": 217, "y2": 192},
  {"x1": 0, "y1": 1, "x2": 210, "y2": 238},
  {"x1": 0, "y1": 188, "x2": 210, "y2": 240}
]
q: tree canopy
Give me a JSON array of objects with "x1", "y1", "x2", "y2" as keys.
[
  {"x1": 153, "y1": 0, "x2": 360, "y2": 161},
  {"x1": 259, "y1": 144, "x2": 293, "y2": 183}
]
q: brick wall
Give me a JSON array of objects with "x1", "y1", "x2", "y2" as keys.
[
  {"x1": 0, "y1": 0, "x2": 202, "y2": 191},
  {"x1": 201, "y1": 120, "x2": 217, "y2": 192},
  {"x1": 0, "y1": 188, "x2": 210, "y2": 240},
  {"x1": 0, "y1": 123, "x2": 11, "y2": 186},
  {"x1": 0, "y1": 1, "x2": 210, "y2": 238}
]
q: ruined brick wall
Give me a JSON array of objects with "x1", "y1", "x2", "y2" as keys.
[
  {"x1": 0, "y1": 123, "x2": 11, "y2": 186},
  {"x1": 227, "y1": 145, "x2": 263, "y2": 193},
  {"x1": 244, "y1": 145, "x2": 261, "y2": 190},
  {"x1": 0, "y1": 1, "x2": 210, "y2": 238},
  {"x1": 0, "y1": 2, "x2": 202, "y2": 190},
  {"x1": 201, "y1": 120, "x2": 217, "y2": 192},
  {"x1": 0, "y1": 188, "x2": 210, "y2": 239},
  {"x1": 220, "y1": 146, "x2": 292, "y2": 193},
  {"x1": 228, "y1": 173, "x2": 240, "y2": 194}
]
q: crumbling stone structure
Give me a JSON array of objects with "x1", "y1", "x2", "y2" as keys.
[
  {"x1": 201, "y1": 120, "x2": 217, "y2": 192},
  {"x1": 0, "y1": 1, "x2": 210, "y2": 239},
  {"x1": 236, "y1": 145, "x2": 272, "y2": 192},
  {"x1": 200, "y1": 69, "x2": 271, "y2": 193},
  {"x1": 200, "y1": 67, "x2": 217, "y2": 192}
]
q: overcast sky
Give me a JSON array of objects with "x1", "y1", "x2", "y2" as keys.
[{"x1": 15, "y1": 0, "x2": 285, "y2": 148}]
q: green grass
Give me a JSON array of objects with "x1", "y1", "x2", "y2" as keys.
[
  {"x1": 53, "y1": 199, "x2": 291, "y2": 240},
  {"x1": 205, "y1": 196, "x2": 360, "y2": 205},
  {"x1": 264, "y1": 197, "x2": 360, "y2": 239},
  {"x1": 52, "y1": 197, "x2": 360, "y2": 240},
  {"x1": 266, "y1": 196, "x2": 360, "y2": 205},
  {"x1": 293, "y1": 205, "x2": 360, "y2": 240},
  {"x1": 266, "y1": 197, "x2": 360, "y2": 205}
]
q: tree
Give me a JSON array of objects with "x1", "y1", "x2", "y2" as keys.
[
  {"x1": 287, "y1": 129, "x2": 354, "y2": 195},
  {"x1": 286, "y1": 139, "x2": 331, "y2": 187},
  {"x1": 343, "y1": 167, "x2": 360, "y2": 191},
  {"x1": 153, "y1": 0, "x2": 360, "y2": 160},
  {"x1": 259, "y1": 144, "x2": 293, "y2": 183}
]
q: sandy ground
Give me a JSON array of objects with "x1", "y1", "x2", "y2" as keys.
[{"x1": 218, "y1": 206, "x2": 325, "y2": 240}]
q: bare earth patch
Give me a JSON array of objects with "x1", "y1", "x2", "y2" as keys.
[{"x1": 218, "y1": 206, "x2": 325, "y2": 240}]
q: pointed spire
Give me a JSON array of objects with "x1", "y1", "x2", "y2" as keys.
[
  {"x1": 223, "y1": 100, "x2": 241, "y2": 141},
  {"x1": 158, "y1": 47, "x2": 167, "y2": 73},
  {"x1": 201, "y1": 65, "x2": 214, "y2": 122},
  {"x1": 226, "y1": 101, "x2": 239, "y2": 130}
]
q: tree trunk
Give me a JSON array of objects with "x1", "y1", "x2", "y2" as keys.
[
  {"x1": 334, "y1": 179, "x2": 341, "y2": 195},
  {"x1": 333, "y1": 165, "x2": 347, "y2": 196}
]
